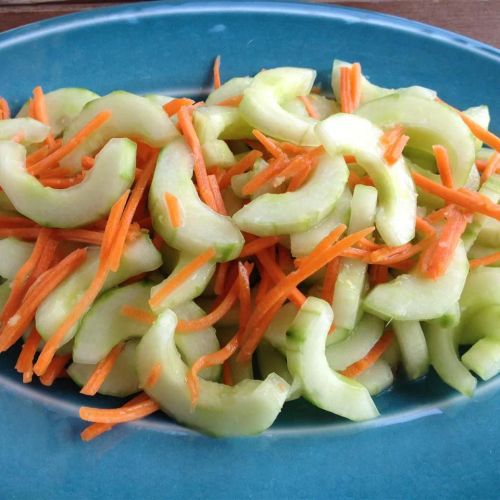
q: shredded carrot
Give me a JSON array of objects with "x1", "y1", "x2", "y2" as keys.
[
  {"x1": 0, "y1": 97, "x2": 10, "y2": 119},
  {"x1": 80, "y1": 396, "x2": 159, "y2": 424},
  {"x1": 0, "y1": 214, "x2": 38, "y2": 228},
  {"x1": 162, "y1": 97, "x2": 195, "y2": 117},
  {"x1": 321, "y1": 258, "x2": 341, "y2": 303},
  {"x1": 213, "y1": 262, "x2": 231, "y2": 296},
  {"x1": 277, "y1": 245, "x2": 294, "y2": 274},
  {"x1": 277, "y1": 141, "x2": 312, "y2": 156},
  {"x1": 218, "y1": 95, "x2": 243, "y2": 107},
  {"x1": 381, "y1": 126, "x2": 409, "y2": 165},
  {"x1": 469, "y1": 251, "x2": 500, "y2": 268},
  {"x1": 80, "y1": 343, "x2": 125, "y2": 396},
  {"x1": 341, "y1": 331, "x2": 394, "y2": 377},
  {"x1": 369, "y1": 238, "x2": 431, "y2": 266},
  {"x1": 287, "y1": 162, "x2": 313, "y2": 191},
  {"x1": 433, "y1": 144, "x2": 454, "y2": 188},
  {"x1": 222, "y1": 360, "x2": 234, "y2": 386},
  {"x1": 340, "y1": 66, "x2": 353, "y2": 113},
  {"x1": 252, "y1": 129, "x2": 286, "y2": 160},
  {"x1": 298, "y1": 95, "x2": 320, "y2": 119},
  {"x1": 40, "y1": 175, "x2": 85, "y2": 189},
  {"x1": 54, "y1": 229, "x2": 103, "y2": 246},
  {"x1": 177, "y1": 106, "x2": 218, "y2": 210},
  {"x1": 480, "y1": 151, "x2": 500, "y2": 185},
  {"x1": 145, "y1": 362, "x2": 162, "y2": 389},
  {"x1": 237, "y1": 262, "x2": 252, "y2": 340},
  {"x1": 349, "y1": 63, "x2": 362, "y2": 112},
  {"x1": 348, "y1": 170, "x2": 374, "y2": 189},
  {"x1": 26, "y1": 139, "x2": 62, "y2": 166},
  {"x1": 344, "y1": 154, "x2": 357, "y2": 164},
  {"x1": 208, "y1": 174, "x2": 227, "y2": 215},
  {"x1": 241, "y1": 155, "x2": 288, "y2": 196},
  {"x1": 415, "y1": 216, "x2": 436, "y2": 237},
  {"x1": 476, "y1": 156, "x2": 500, "y2": 175},
  {"x1": 369, "y1": 265, "x2": 389, "y2": 287},
  {"x1": 100, "y1": 190, "x2": 130, "y2": 262},
  {"x1": 81, "y1": 155, "x2": 95, "y2": 170},
  {"x1": 213, "y1": 55, "x2": 222, "y2": 89},
  {"x1": 356, "y1": 238, "x2": 383, "y2": 251},
  {"x1": 239, "y1": 236, "x2": 279, "y2": 258},
  {"x1": 15, "y1": 327, "x2": 41, "y2": 383},
  {"x1": 278, "y1": 147, "x2": 323, "y2": 183},
  {"x1": 120, "y1": 305, "x2": 155, "y2": 325},
  {"x1": 150, "y1": 248, "x2": 216, "y2": 308},
  {"x1": 164, "y1": 192, "x2": 183, "y2": 228},
  {"x1": 39, "y1": 354, "x2": 72, "y2": 386},
  {"x1": 32, "y1": 86, "x2": 55, "y2": 147},
  {"x1": 29, "y1": 110, "x2": 112, "y2": 176}
]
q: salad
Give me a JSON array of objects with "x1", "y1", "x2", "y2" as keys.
[{"x1": 0, "y1": 58, "x2": 498, "y2": 440}]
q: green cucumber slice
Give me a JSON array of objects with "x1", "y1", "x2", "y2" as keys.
[
  {"x1": 364, "y1": 241, "x2": 469, "y2": 321},
  {"x1": 239, "y1": 67, "x2": 319, "y2": 146},
  {"x1": 0, "y1": 119, "x2": 50, "y2": 145},
  {"x1": 286, "y1": 297, "x2": 379, "y2": 421},
  {"x1": 17, "y1": 88, "x2": 99, "y2": 137},
  {"x1": 435, "y1": 302, "x2": 461, "y2": 329},
  {"x1": 136, "y1": 310, "x2": 289, "y2": 436},
  {"x1": 60, "y1": 91, "x2": 178, "y2": 169},
  {"x1": 35, "y1": 234, "x2": 162, "y2": 345},
  {"x1": 283, "y1": 94, "x2": 338, "y2": 120},
  {"x1": 149, "y1": 138, "x2": 244, "y2": 262},
  {"x1": 316, "y1": 113, "x2": 416, "y2": 246},
  {"x1": 424, "y1": 323, "x2": 476, "y2": 396},
  {"x1": 0, "y1": 238, "x2": 34, "y2": 280},
  {"x1": 462, "y1": 338, "x2": 500, "y2": 381},
  {"x1": 355, "y1": 360, "x2": 394, "y2": 396},
  {"x1": 356, "y1": 93, "x2": 476, "y2": 187},
  {"x1": 68, "y1": 339, "x2": 140, "y2": 397},
  {"x1": 263, "y1": 302, "x2": 298, "y2": 355},
  {"x1": 462, "y1": 105, "x2": 490, "y2": 152},
  {"x1": 232, "y1": 153, "x2": 348, "y2": 236},
  {"x1": 477, "y1": 217, "x2": 500, "y2": 247},
  {"x1": 392, "y1": 320, "x2": 429, "y2": 380},
  {"x1": 0, "y1": 138, "x2": 135, "y2": 228},
  {"x1": 205, "y1": 77, "x2": 253, "y2": 105}
]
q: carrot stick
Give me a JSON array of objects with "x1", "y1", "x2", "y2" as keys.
[
  {"x1": 369, "y1": 265, "x2": 390, "y2": 287},
  {"x1": 213, "y1": 262, "x2": 230, "y2": 296},
  {"x1": 162, "y1": 98, "x2": 195, "y2": 117},
  {"x1": 341, "y1": 331, "x2": 394, "y2": 377},
  {"x1": 81, "y1": 155, "x2": 95, "y2": 170},
  {"x1": 26, "y1": 139, "x2": 62, "y2": 166},
  {"x1": 415, "y1": 216, "x2": 436, "y2": 237},
  {"x1": 15, "y1": 327, "x2": 41, "y2": 383},
  {"x1": 80, "y1": 343, "x2": 125, "y2": 396},
  {"x1": 29, "y1": 110, "x2": 112, "y2": 175},
  {"x1": 213, "y1": 55, "x2": 222, "y2": 89},
  {"x1": 222, "y1": 360, "x2": 234, "y2": 386},
  {"x1": 252, "y1": 130, "x2": 286, "y2": 159},
  {"x1": 469, "y1": 251, "x2": 500, "y2": 268},
  {"x1": 239, "y1": 236, "x2": 279, "y2": 258},
  {"x1": 0, "y1": 97, "x2": 10, "y2": 119},
  {"x1": 321, "y1": 258, "x2": 341, "y2": 303},
  {"x1": 237, "y1": 262, "x2": 252, "y2": 339},
  {"x1": 32, "y1": 86, "x2": 55, "y2": 147},
  {"x1": 217, "y1": 95, "x2": 243, "y2": 107},
  {"x1": 287, "y1": 162, "x2": 312, "y2": 191},
  {"x1": 298, "y1": 95, "x2": 320, "y2": 119},
  {"x1": 433, "y1": 144, "x2": 454, "y2": 188},
  {"x1": 54, "y1": 229, "x2": 104, "y2": 246},
  {"x1": 145, "y1": 362, "x2": 162, "y2": 389},
  {"x1": 39, "y1": 353, "x2": 72, "y2": 386},
  {"x1": 100, "y1": 190, "x2": 130, "y2": 262},
  {"x1": 164, "y1": 192, "x2": 183, "y2": 228},
  {"x1": 340, "y1": 66, "x2": 352, "y2": 113},
  {"x1": 349, "y1": 62, "x2": 362, "y2": 112},
  {"x1": 219, "y1": 150, "x2": 262, "y2": 189},
  {"x1": 480, "y1": 151, "x2": 500, "y2": 185},
  {"x1": 80, "y1": 397, "x2": 159, "y2": 424},
  {"x1": 0, "y1": 215, "x2": 38, "y2": 228},
  {"x1": 40, "y1": 176, "x2": 84, "y2": 189},
  {"x1": 208, "y1": 174, "x2": 227, "y2": 215},
  {"x1": 120, "y1": 305, "x2": 155, "y2": 324},
  {"x1": 241, "y1": 155, "x2": 288, "y2": 196}
]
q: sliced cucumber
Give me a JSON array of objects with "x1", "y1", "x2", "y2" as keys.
[
  {"x1": 462, "y1": 338, "x2": 500, "y2": 381},
  {"x1": 68, "y1": 339, "x2": 140, "y2": 397},
  {"x1": 36, "y1": 234, "x2": 161, "y2": 345},
  {"x1": 239, "y1": 67, "x2": 319, "y2": 145},
  {"x1": 231, "y1": 157, "x2": 284, "y2": 200},
  {"x1": 60, "y1": 91, "x2": 178, "y2": 169},
  {"x1": 424, "y1": 323, "x2": 476, "y2": 396},
  {"x1": 355, "y1": 360, "x2": 394, "y2": 396},
  {"x1": 144, "y1": 94, "x2": 174, "y2": 107},
  {"x1": 326, "y1": 314, "x2": 384, "y2": 371},
  {"x1": 263, "y1": 302, "x2": 298, "y2": 355},
  {"x1": 364, "y1": 241, "x2": 469, "y2": 321},
  {"x1": 286, "y1": 297, "x2": 379, "y2": 421},
  {"x1": 0, "y1": 238, "x2": 34, "y2": 280},
  {"x1": 206, "y1": 76, "x2": 253, "y2": 105},
  {"x1": 136, "y1": 310, "x2": 289, "y2": 436},
  {"x1": 0, "y1": 138, "x2": 135, "y2": 228},
  {"x1": 316, "y1": 113, "x2": 416, "y2": 246},
  {"x1": 0, "y1": 119, "x2": 50, "y2": 145},
  {"x1": 283, "y1": 94, "x2": 338, "y2": 120},
  {"x1": 17, "y1": 88, "x2": 99, "y2": 137},
  {"x1": 0, "y1": 281, "x2": 10, "y2": 315},
  {"x1": 149, "y1": 138, "x2": 244, "y2": 262},
  {"x1": 392, "y1": 320, "x2": 429, "y2": 380},
  {"x1": 332, "y1": 185, "x2": 377, "y2": 330},
  {"x1": 356, "y1": 93, "x2": 475, "y2": 187},
  {"x1": 232, "y1": 153, "x2": 348, "y2": 236},
  {"x1": 477, "y1": 217, "x2": 500, "y2": 248},
  {"x1": 435, "y1": 302, "x2": 461, "y2": 329},
  {"x1": 462, "y1": 105, "x2": 490, "y2": 152}
]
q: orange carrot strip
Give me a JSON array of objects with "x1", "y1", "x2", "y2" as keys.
[
  {"x1": 213, "y1": 55, "x2": 222, "y2": 89},
  {"x1": 218, "y1": 95, "x2": 243, "y2": 107},
  {"x1": 469, "y1": 251, "x2": 500, "y2": 269},
  {"x1": 433, "y1": 144, "x2": 454, "y2": 188},
  {"x1": 149, "y1": 248, "x2": 216, "y2": 308},
  {"x1": 162, "y1": 97, "x2": 195, "y2": 117},
  {"x1": 29, "y1": 110, "x2": 112, "y2": 176},
  {"x1": 164, "y1": 192, "x2": 183, "y2": 228},
  {"x1": 380, "y1": 125, "x2": 404, "y2": 147},
  {"x1": 237, "y1": 262, "x2": 252, "y2": 340},
  {"x1": 341, "y1": 331, "x2": 394, "y2": 377},
  {"x1": 340, "y1": 66, "x2": 352, "y2": 113},
  {"x1": 381, "y1": 125, "x2": 409, "y2": 165},
  {"x1": 369, "y1": 265, "x2": 390, "y2": 287},
  {"x1": 0, "y1": 215, "x2": 38, "y2": 228},
  {"x1": 357, "y1": 238, "x2": 383, "y2": 251},
  {"x1": 476, "y1": 156, "x2": 500, "y2": 174},
  {"x1": 100, "y1": 190, "x2": 130, "y2": 262},
  {"x1": 348, "y1": 170, "x2": 374, "y2": 189},
  {"x1": 298, "y1": 95, "x2": 320, "y2": 119},
  {"x1": 81, "y1": 155, "x2": 95, "y2": 170},
  {"x1": 219, "y1": 150, "x2": 262, "y2": 189},
  {"x1": 32, "y1": 86, "x2": 55, "y2": 147},
  {"x1": 213, "y1": 262, "x2": 230, "y2": 296},
  {"x1": 239, "y1": 236, "x2": 279, "y2": 258},
  {"x1": 40, "y1": 176, "x2": 84, "y2": 189},
  {"x1": 0, "y1": 97, "x2": 10, "y2": 119},
  {"x1": 321, "y1": 258, "x2": 341, "y2": 303},
  {"x1": 39, "y1": 354, "x2": 72, "y2": 386},
  {"x1": 120, "y1": 305, "x2": 155, "y2": 325},
  {"x1": 287, "y1": 162, "x2": 312, "y2": 191},
  {"x1": 480, "y1": 151, "x2": 500, "y2": 185},
  {"x1": 222, "y1": 360, "x2": 234, "y2": 386},
  {"x1": 241, "y1": 155, "x2": 288, "y2": 196},
  {"x1": 252, "y1": 129, "x2": 286, "y2": 159},
  {"x1": 415, "y1": 217, "x2": 436, "y2": 237},
  {"x1": 145, "y1": 362, "x2": 162, "y2": 389},
  {"x1": 349, "y1": 62, "x2": 362, "y2": 112},
  {"x1": 80, "y1": 397, "x2": 160, "y2": 424},
  {"x1": 54, "y1": 229, "x2": 103, "y2": 246},
  {"x1": 80, "y1": 343, "x2": 125, "y2": 396},
  {"x1": 15, "y1": 327, "x2": 42, "y2": 383},
  {"x1": 208, "y1": 174, "x2": 227, "y2": 215},
  {"x1": 26, "y1": 139, "x2": 62, "y2": 166}
]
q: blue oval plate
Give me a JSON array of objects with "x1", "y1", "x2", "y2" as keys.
[{"x1": 0, "y1": 2, "x2": 499, "y2": 498}]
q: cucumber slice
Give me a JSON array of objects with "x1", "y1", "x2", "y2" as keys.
[
  {"x1": 364, "y1": 241, "x2": 469, "y2": 321},
  {"x1": 0, "y1": 119, "x2": 50, "y2": 145},
  {"x1": 283, "y1": 94, "x2": 338, "y2": 120},
  {"x1": 205, "y1": 77, "x2": 253, "y2": 106},
  {"x1": 355, "y1": 360, "x2": 394, "y2": 396},
  {"x1": 263, "y1": 302, "x2": 298, "y2": 355},
  {"x1": 0, "y1": 238, "x2": 34, "y2": 280},
  {"x1": 231, "y1": 157, "x2": 284, "y2": 200},
  {"x1": 381, "y1": 339, "x2": 401, "y2": 370},
  {"x1": 286, "y1": 297, "x2": 379, "y2": 421},
  {"x1": 73, "y1": 281, "x2": 152, "y2": 364},
  {"x1": 477, "y1": 217, "x2": 500, "y2": 247},
  {"x1": 232, "y1": 153, "x2": 348, "y2": 236},
  {"x1": 68, "y1": 339, "x2": 140, "y2": 397},
  {"x1": 424, "y1": 323, "x2": 476, "y2": 396},
  {"x1": 256, "y1": 341, "x2": 301, "y2": 401},
  {"x1": 35, "y1": 234, "x2": 162, "y2": 345},
  {"x1": 332, "y1": 185, "x2": 377, "y2": 330},
  {"x1": 290, "y1": 187, "x2": 351, "y2": 257},
  {"x1": 435, "y1": 302, "x2": 461, "y2": 329},
  {"x1": 0, "y1": 281, "x2": 10, "y2": 315},
  {"x1": 149, "y1": 252, "x2": 215, "y2": 314},
  {"x1": 356, "y1": 93, "x2": 475, "y2": 187},
  {"x1": 0, "y1": 138, "x2": 136, "y2": 228},
  {"x1": 326, "y1": 314, "x2": 384, "y2": 371},
  {"x1": 239, "y1": 67, "x2": 319, "y2": 146},
  {"x1": 462, "y1": 338, "x2": 500, "y2": 381},
  {"x1": 392, "y1": 321, "x2": 429, "y2": 380},
  {"x1": 149, "y1": 138, "x2": 244, "y2": 262},
  {"x1": 0, "y1": 191, "x2": 16, "y2": 213},
  {"x1": 316, "y1": 113, "x2": 416, "y2": 246},
  {"x1": 462, "y1": 105, "x2": 490, "y2": 152},
  {"x1": 60, "y1": 91, "x2": 178, "y2": 169},
  {"x1": 461, "y1": 305, "x2": 500, "y2": 344},
  {"x1": 17, "y1": 88, "x2": 99, "y2": 137},
  {"x1": 136, "y1": 310, "x2": 289, "y2": 436},
  {"x1": 144, "y1": 94, "x2": 174, "y2": 107},
  {"x1": 467, "y1": 244, "x2": 500, "y2": 267}
]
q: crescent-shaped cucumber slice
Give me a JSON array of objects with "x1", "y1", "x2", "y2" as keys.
[
  {"x1": 0, "y1": 118, "x2": 50, "y2": 145},
  {"x1": 462, "y1": 338, "x2": 500, "y2": 381},
  {"x1": 0, "y1": 238, "x2": 34, "y2": 280},
  {"x1": 205, "y1": 77, "x2": 253, "y2": 105},
  {"x1": 392, "y1": 320, "x2": 429, "y2": 380}
]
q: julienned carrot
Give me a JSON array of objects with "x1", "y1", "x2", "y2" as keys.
[
  {"x1": 415, "y1": 217, "x2": 436, "y2": 237},
  {"x1": 340, "y1": 66, "x2": 352, "y2": 113},
  {"x1": 54, "y1": 229, "x2": 104, "y2": 246},
  {"x1": 369, "y1": 238, "x2": 431, "y2": 265},
  {"x1": 0, "y1": 97, "x2": 10, "y2": 119},
  {"x1": 213, "y1": 55, "x2": 222, "y2": 89},
  {"x1": 349, "y1": 62, "x2": 362, "y2": 112},
  {"x1": 0, "y1": 215, "x2": 38, "y2": 228},
  {"x1": 222, "y1": 360, "x2": 234, "y2": 386},
  {"x1": 480, "y1": 151, "x2": 500, "y2": 185},
  {"x1": 380, "y1": 126, "x2": 409, "y2": 165},
  {"x1": 164, "y1": 192, "x2": 183, "y2": 228},
  {"x1": 29, "y1": 110, "x2": 112, "y2": 176},
  {"x1": 412, "y1": 171, "x2": 500, "y2": 220},
  {"x1": 321, "y1": 258, "x2": 340, "y2": 303},
  {"x1": 255, "y1": 263, "x2": 271, "y2": 304},
  {"x1": 252, "y1": 129, "x2": 286, "y2": 159},
  {"x1": 433, "y1": 144, "x2": 454, "y2": 188},
  {"x1": 238, "y1": 236, "x2": 278, "y2": 259},
  {"x1": 32, "y1": 86, "x2": 55, "y2": 147},
  {"x1": 219, "y1": 150, "x2": 262, "y2": 190},
  {"x1": 298, "y1": 95, "x2": 320, "y2": 119},
  {"x1": 287, "y1": 162, "x2": 312, "y2": 191},
  {"x1": 40, "y1": 176, "x2": 84, "y2": 189},
  {"x1": 237, "y1": 262, "x2": 252, "y2": 340},
  {"x1": 241, "y1": 155, "x2": 288, "y2": 196},
  {"x1": 341, "y1": 331, "x2": 394, "y2": 377},
  {"x1": 213, "y1": 262, "x2": 230, "y2": 296},
  {"x1": 149, "y1": 248, "x2": 216, "y2": 308},
  {"x1": 120, "y1": 305, "x2": 156, "y2": 325},
  {"x1": 81, "y1": 155, "x2": 95, "y2": 170},
  {"x1": 476, "y1": 157, "x2": 500, "y2": 175},
  {"x1": 39, "y1": 354, "x2": 72, "y2": 386},
  {"x1": 217, "y1": 95, "x2": 243, "y2": 107},
  {"x1": 356, "y1": 238, "x2": 383, "y2": 251},
  {"x1": 369, "y1": 265, "x2": 389, "y2": 287},
  {"x1": 162, "y1": 98, "x2": 195, "y2": 117},
  {"x1": 278, "y1": 147, "x2": 323, "y2": 182},
  {"x1": 80, "y1": 343, "x2": 125, "y2": 396},
  {"x1": 100, "y1": 190, "x2": 130, "y2": 262},
  {"x1": 26, "y1": 139, "x2": 62, "y2": 166},
  {"x1": 145, "y1": 362, "x2": 162, "y2": 389},
  {"x1": 177, "y1": 106, "x2": 218, "y2": 210},
  {"x1": 469, "y1": 251, "x2": 500, "y2": 268},
  {"x1": 80, "y1": 396, "x2": 160, "y2": 424},
  {"x1": 348, "y1": 171, "x2": 374, "y2": 189},
  {"x1": 208, "y1": 174, "x2": 228, "y2": 215},
  {"x1": 15, "y1": 327, "x2": 41, "y2": 383}
]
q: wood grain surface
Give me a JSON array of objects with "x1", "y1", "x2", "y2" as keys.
[{"x1": 0, "y1": 1, "x2": 499, "y2": 48}]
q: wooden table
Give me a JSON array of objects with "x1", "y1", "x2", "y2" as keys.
[{"x1": 1, "y1": 0, "x2": 499, "y2": 48}]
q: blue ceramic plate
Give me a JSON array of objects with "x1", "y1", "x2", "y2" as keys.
[{"x1": 0, "y1": 2, "x2": 499, "y2": 498}]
